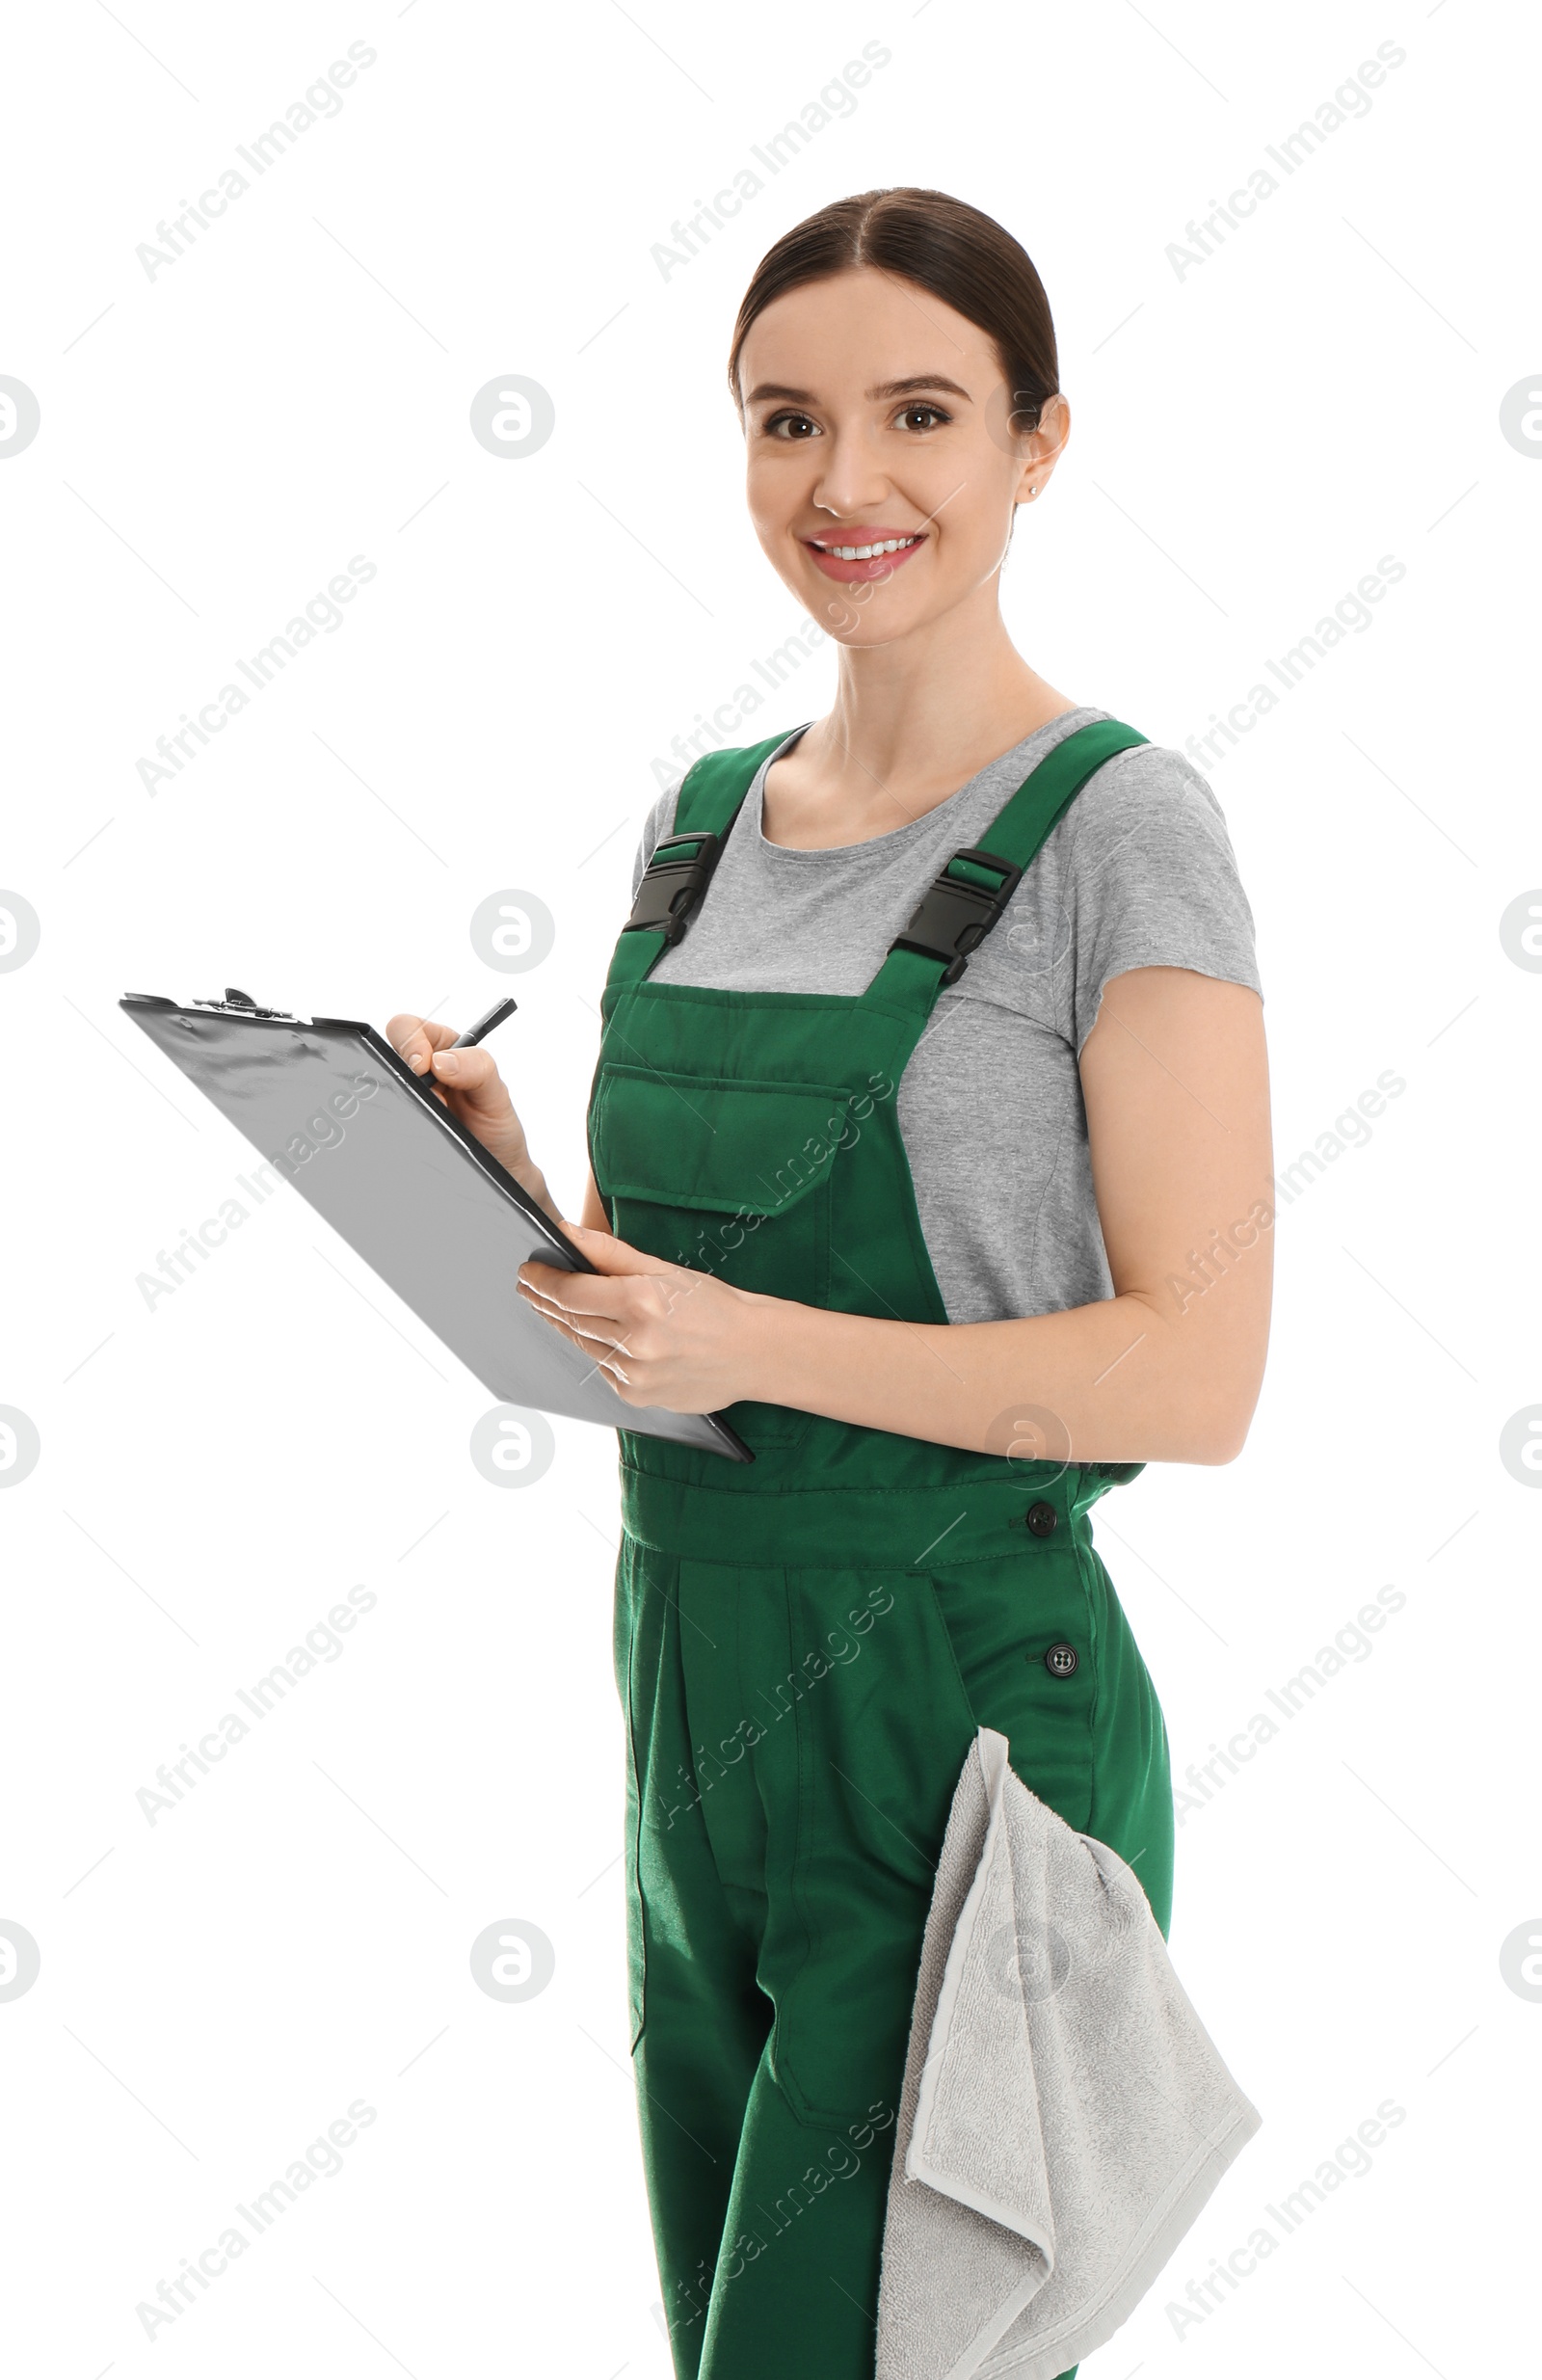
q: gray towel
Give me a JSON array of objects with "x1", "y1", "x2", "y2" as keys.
[{"x1": 875, "y1": 1727, "x2": 1262, "y2": 2380}]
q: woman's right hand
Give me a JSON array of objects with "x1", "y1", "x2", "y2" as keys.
[{"x1": 386, "y1": 1011, "x2": 540, "y2": 1190}]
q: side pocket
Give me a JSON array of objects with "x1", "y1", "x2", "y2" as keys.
[
  {"x1": 919, "y1": 1577, "x2": 983, "y2": 1732},
  {"x1": 615, "y1": 1541, "x2": 647, "y2": 2053},
  {"x1": 622, "y1": 1683, "x2": 647, "y2": 2054},
  {"x1": 925, "y1": 1547, "x2": 1099, "y2": 1838}
]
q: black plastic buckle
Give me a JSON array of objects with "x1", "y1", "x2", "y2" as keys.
[
  {"x1": 621, "y1": 829, "x2": 725, "y2": 947},
  {"x1": 889, "y1": 845, "x2": 1024, "y2": 985}
]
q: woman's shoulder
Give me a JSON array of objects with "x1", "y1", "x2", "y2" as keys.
[
  {"x1": 1058, "y1": 718, "x2": 1242, "y2": 860},
  {"x1": 636, "y1": 783, "x2": 680, "y2": 874},
  {"x1": 1029, "y1": 715, "x2": 1263, "y2": 1045}
]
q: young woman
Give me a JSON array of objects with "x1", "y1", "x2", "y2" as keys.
[{"x1": 391, "y1": 188, "x2": 1271, "y2": 2380}]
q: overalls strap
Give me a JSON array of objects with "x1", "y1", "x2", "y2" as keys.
[
  {"x1": 862, "y1": 717, "x2": 1148, "y2": 1019},
  {"x1": 604, "y1": 732, "x2": 793, "y2": 992},
  {"x1": 603, "y1": 716, "x2": 1147, "y2": 1002}
]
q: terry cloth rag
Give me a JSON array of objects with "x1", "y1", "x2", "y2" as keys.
[{"x1": 875, "y1": 1727, "x2": 1262, "y2": 2380}]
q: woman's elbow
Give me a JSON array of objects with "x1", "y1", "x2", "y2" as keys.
[
  {"x1": 1130, "y1": 1294, "x2": 1267, "y2": 1465},
  {"x1": 1185, "y1": 1372, "x2": 1265, "y2": 1464}
]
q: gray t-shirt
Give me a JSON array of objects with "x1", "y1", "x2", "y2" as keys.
[{"x1": 628, "y1": 705, "x2": 1263, "y2": 1324}]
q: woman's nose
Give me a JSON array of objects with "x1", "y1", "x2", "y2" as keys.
[{"x1": 810, "y1": 429, "x2": 892, "y2": 519}]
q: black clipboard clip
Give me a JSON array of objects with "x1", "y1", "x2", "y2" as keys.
[{"x1": 191, "y1": 985, "x2": 299, "y2": 1021}]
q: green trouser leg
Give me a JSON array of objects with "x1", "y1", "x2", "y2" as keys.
[{"x1": 616, "y1": 1496, "x2": 1171, "y2": 2380}]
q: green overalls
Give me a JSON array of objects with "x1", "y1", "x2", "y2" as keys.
[{"x1": 587, "y1": 718, "x2": 1175, "y2": 2380}]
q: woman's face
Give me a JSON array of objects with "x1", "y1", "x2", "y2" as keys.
[{"x1": 736, "y1": 265, "x2": 1065, "y2": 646}]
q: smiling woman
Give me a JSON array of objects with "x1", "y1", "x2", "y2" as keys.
[{"x1": 388, "y1": 184, "x2": 1271, "y2": 2380}]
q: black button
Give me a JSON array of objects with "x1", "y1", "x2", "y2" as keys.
[
  {"x1": 1044, "y1": 1642, "x2": 1078, "y2": 1678},
  {"x1": 1025, "y1": 1501, "x2": 1058, "y2": 1538}
]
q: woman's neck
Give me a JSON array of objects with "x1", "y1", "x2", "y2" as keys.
[{"x1": 764, "y1": 591, "x2": 1077, "y2": 847}]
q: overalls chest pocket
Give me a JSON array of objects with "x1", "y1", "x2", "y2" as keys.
[{"x1": 589, "y1": 1063, "x2": 856, "y2": 1450}]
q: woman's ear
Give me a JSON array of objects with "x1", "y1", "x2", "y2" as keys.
[{"x1": 1013, "y1": 388, "x2": 1071, "y2": 504}]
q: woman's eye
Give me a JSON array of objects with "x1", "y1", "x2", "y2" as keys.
[
  {"x1": 897, "y1": 403, "x2": 949, "y2": 431},
  {"x1": 763, "y1": 411, "x2": 819, "y2": 440}
]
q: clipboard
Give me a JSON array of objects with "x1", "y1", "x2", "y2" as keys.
[{"x1": 120, "y1": 991, "x2": 754, "y2": 1462}]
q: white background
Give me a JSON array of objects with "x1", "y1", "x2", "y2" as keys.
[{"x1": 1, "y1": 1, "x2": 1536, "y2": 2372}]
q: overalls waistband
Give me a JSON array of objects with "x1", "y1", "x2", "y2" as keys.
[{"x1": 619, "y1": 1457, "x2": 1130, "y2": 1568}]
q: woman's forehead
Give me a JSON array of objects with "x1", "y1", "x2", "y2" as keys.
[{"x1": 738, "y1": 272, "x2": 1000, "y2": 392}]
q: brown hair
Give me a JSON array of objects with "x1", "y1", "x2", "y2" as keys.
[{"x1": 728, "y1": 187, "x2": 1059, "y2": 436}]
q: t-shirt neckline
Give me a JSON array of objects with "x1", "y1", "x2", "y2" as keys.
[{"x1": 748, "y1": 706, "x2": 1104, "y2": 862}]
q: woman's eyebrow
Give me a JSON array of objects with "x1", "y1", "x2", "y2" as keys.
[
  {"x1": 866, "y1": 374, "x2": 972, "y2": 403},
  {"x1": 743, "y1": 373, "x2": 974, "y2": 407}
]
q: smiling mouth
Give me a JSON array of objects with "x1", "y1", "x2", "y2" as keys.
[{"x1": 805, "y1": 532, "x2": 924, "y2": 560}]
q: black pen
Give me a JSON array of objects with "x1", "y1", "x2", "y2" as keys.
[
  {"x1": 411, "y1": 996, "x2": 517, "y2": 1089},
  {"x1": 447, "y1": 996, "x2": 518, "y2": 1051}
]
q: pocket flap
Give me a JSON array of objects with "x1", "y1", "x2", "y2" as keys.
[{"x1": 593, "y1": 1065, "x2": 850, "y2": 1217}]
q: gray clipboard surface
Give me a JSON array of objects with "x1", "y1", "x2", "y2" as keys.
[{"x1": 120, "y1": 994, "x2": 753, "y2": 1461}]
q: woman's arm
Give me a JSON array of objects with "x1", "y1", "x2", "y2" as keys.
[{"x1": 518, "y1": 967, "x2": 1273, "y2": 1466}]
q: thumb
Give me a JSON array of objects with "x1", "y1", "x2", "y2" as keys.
[{"x1": 562, "y1": 1220, "x2": 686, "y2": 1279}]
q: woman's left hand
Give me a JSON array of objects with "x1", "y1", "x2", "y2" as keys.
[{"x1": 517, "y1": 1225, "x2": 770, "y2": 1413}]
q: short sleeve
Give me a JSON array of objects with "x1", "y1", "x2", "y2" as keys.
[
  {"x1": 1061, "y1": 745, "x2": 1263, "y2": 1056},
  {"x1": 630, "y1": 783, "x2": 681, "y2": 902}
]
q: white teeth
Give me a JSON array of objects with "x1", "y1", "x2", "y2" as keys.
[{"x1": 813, "y1": 535, "x2": 919, "y2": 560}]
